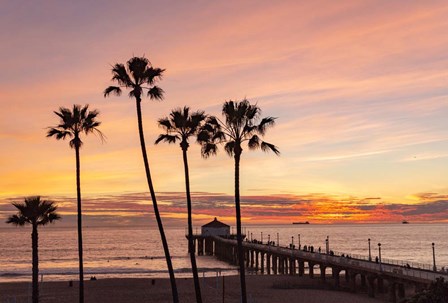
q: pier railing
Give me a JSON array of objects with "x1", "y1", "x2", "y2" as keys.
[
  {"x1": 238, "y1": 240, "x2": 448, "y2": 281},
  {"x1": 328, "y1": 249, "x2": 434, "y2": 272}
]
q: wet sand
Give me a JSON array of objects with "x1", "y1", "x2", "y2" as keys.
[{"x1": 0, "y1": 275, "x2": 383, "y2": 303}]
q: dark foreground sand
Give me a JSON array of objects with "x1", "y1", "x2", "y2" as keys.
[{"x1": 0, "y1": 275, "x2": 383, "y2": 303}]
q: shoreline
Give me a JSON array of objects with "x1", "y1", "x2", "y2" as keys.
[{"x1": 0, "y1": 275, "x2": 383, "y2": 303}]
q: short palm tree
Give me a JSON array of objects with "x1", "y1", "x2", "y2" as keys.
[
  {"x1": 6, "y1": 196, "x2": 61, "y2": 303},
  {"x1": 104, "y1": 56, "x2": 179, "y2": 303},
  {"x1": 197, "y1": 99, "x2": 279, "y2": 303},
  {"x1": 155, "y1": 106, "x2": 206, "y2": 303},
  {"x1": 47, "y1": 104, "x2": 103, "y2": 303}
]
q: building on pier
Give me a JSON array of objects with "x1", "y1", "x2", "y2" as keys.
[{"x1": 201, "y1": 217, "x2": 230, "y2": 237}]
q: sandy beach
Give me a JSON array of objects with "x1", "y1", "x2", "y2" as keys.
[{"x1": 0, "y1": 275, "x2": 384, "y2": 303}]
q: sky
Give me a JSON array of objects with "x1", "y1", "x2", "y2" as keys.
[{"x1": 1, "y1": 0, "x2": 448, "y2": 226}]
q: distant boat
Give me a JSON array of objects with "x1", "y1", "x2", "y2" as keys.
[
  {"x1": 293, "y1": 221, "x2": 310, "y2": 224},
  {"x1": 402, "y1": 220, "x2": 409, "y2": 224}
]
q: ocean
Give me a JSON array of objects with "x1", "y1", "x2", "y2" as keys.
[{"x1": 1, "y1": 224, "x2": 447, "y2": 282}]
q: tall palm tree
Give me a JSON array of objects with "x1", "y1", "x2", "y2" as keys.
[
  {"x1": 47, "y1": 104, "x2": 103, "y2": 303},
  {"x1": 104, "y1": 56, "x2": 179, "y2": 303},
  {"x1": 6, "y1": 196, "x2": 61, "y2": 303},
  {"x1": 197, "y1": 99, "x2": 279, "y2": 303},
  {"x1": 155, "y1": 106, "x2": 206, "y2": 303}
]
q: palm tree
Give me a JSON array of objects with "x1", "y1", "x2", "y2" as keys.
[
  {"x1": 104, "y1": 56, "x2": 179, "y2": 303},
  {"x1": 197, "y1": 99, "x2": 279, "y2": 303},
  {"x1": 47, "y1": 104, "x2": 103, "y2": 303},
  {"x1": 6, "y1": 196, "x2": 61, "y2": 303},
  {"x1": 155, "y1": 106, "x2": 206, "y2": 303}
]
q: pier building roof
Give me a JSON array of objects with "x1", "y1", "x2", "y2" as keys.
[{"x1": 202, "y1": 217, "x2": 229, "y2": 228}]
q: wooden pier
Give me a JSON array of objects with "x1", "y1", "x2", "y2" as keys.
[{"x1": 192, "y1": 234, "x2": 448, "y2": 303}]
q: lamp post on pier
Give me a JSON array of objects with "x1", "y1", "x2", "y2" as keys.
[
  {"x1": 261, "y1": 232, "x2": 263, "y2": 243},
  {"x1": 326, "y1": 236, "x2": 329, "y2": 254},
  {"x1": 250, "y1": 232, "x2": 253, "y2": 242},
  {"x1": 432, "y1": 243, "x2": 436, "y2": 272},
  {"x1": 268, "y1": 234, "x2": 270, "y2": 245},
  {"x1": 378, "y1": 243, "x2": 382, "y2": 271},
  {"x1": 277, "y1": 233, "x2": 279, "y2": 247},
  {"x1": 298, "y1": 234, "x2": 301, "y2": 249},
  {"x1": 291, "y1": 236, "x2": 294, "y2": 248},
  {"x1": 368, "y1": 238, "x2": 371, "y2": 261}
]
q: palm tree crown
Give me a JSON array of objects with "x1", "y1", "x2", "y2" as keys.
[
  {"x1": 46, "y1": 104, "x2": 104, "y2": 148},
  {"x1": 104, "y1": 56, "x2": 165, "y2": 101},
  {"x1": 198, "y1": 99, "x2": 280, "y2": 157},
  {"x1": 155, "y1": 106, "x2": 206, "y2": 150},
  {"x1": 7, "y1": 196, "x2": 60, "y2": 226}
]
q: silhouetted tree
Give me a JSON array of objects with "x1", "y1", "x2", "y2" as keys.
[
  {"x1": 104, "y1": 56, "x2": 179, "y2": 303},
  {"x1": 156, "y1": 106, "x2": 206, "y2": 303},
  {"x1": 197, "y1": 99, "x2": 279, "y2": 303},
  {"x1": 47, "y1": 104, "x2": 103, "y2": 303},
  {"x1": 6, "y1": 196, "x2": 61, "y2": 303}
]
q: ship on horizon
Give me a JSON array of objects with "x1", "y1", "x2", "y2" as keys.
[{"x1": 292, "y1": 221, "x2": 310, "y2": 224}]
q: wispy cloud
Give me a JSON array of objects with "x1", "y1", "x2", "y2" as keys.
[{"x1": 2, "y1": 191, "x2": 447, "y2": 226}]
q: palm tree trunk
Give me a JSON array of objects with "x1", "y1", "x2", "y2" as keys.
[
  {"x1": 31, "y1": 223, "x2": 39, "y2": 303},
  {"x1": 75, "y1": 144, "x2": 84, "y2": 303},
  {"x1": 234, "y1": 151, "x2": 247, "y2": 303},
  {"x1": 135, "y1": 97, "x2": 179, "y2": 303},
  {"x1": 182, "y1": 147, "x2": 203, "y2": 303}
]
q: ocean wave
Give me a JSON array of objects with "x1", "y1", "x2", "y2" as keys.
[
  {"x1": 40, "y1": 255, "x2": 188, "y2": 263},
  {"x1": 0, "y1": 267, "x2": 236, "y2": 278}
]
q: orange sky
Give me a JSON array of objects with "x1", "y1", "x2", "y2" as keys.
[{"x1": 1, "y1": 0, "x2": 448, "y2": 226}]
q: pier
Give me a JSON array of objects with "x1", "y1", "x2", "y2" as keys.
[{"x1": 190, "y1": 233, "x2": 447, "y2": 303}]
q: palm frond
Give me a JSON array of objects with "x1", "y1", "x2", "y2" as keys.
[
  {"x1": 248, "y1": 135, "x2": 260, "y2": 150},
  {"x1": 205, "y1": 116, "x2": 220, "y2": 127},
  {"x1": 190, "y1": 111, "x2": 206, "y2": 125},
  {"x1": 142, "y1": 67, "x2": 165, "y2": 85},
  {"x1": 48, "y1": 212, "x2": 61, "y2": 223},
  {"x1": 200, "y1": 143, "x2": 218, "y2": 158},
  {"x1": 212, "y1": 130, "x2": 226, "y2": 142},
  {"x1": 224, "y1": 141, "x2": 235, "y2": 156},
  {"x1": 197, "y1": 130, "x2": 211, "y2": 144},
  {"x1": 260, "y1": 141, "x2": 280, "y2": 155},
  {"x1": 157, "y1": 117, "x2": 173, "y2": 131},
  {"x1": 6, "y1": 214, "x2": 27, "y2": 226},
  {"x1": 12, "y1": 202, "x2": 28, "y2": 214},
  {"x1": 54, "y1": 107, "x2": 70, "y2": 122},
  {"x1": 155, "y1": 134, "x2": 178, "y2": 145},
  {"x1": 93, "y1": 128, "x2": 107, "y2": 143},
  {"x1": 111, "y1": 63, "x2": 133, "y2": 87},
  {"x1": 243, "y1": 124, "x2": 257, "y2": 136},
  {"x1": 245, "y1": 102, "x2": 260, "y2": 120},
  {"x1": 257, "y1": 117, "x2": 276, "y2": 135},
  {"x1": 104, "y1": 86, "x2": 122, "y2": 97},
  {"x1": 171, "y1": 108, "x2": 187, "y2": 129},
  {"x1": 147, "y1": 86, "x2": 164, "y2": 100},
  {"x1": 46, "y1": 128, "x2": 71, "y2": 140}
]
